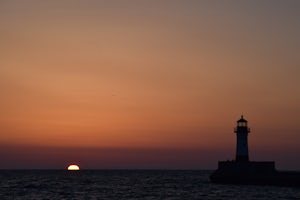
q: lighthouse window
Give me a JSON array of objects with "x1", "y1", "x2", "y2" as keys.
[{"x1": 238, "y1": 122, "x2": 247, "y2": 127}]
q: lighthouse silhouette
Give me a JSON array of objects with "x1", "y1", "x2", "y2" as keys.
[
  {"x1": 234, "y1": 115, "x2": 250, "y2": 162},
  {"x1": 211, "y1": 115, "x2": 300, "y2": 186}
]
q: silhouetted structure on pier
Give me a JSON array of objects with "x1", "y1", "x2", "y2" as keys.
[
  {"x1": 235, "y1": 115, "x2": 249, "y2": 162},
  {"x1": 210, "y1": 116, "x2": 300, "y2": 186}
]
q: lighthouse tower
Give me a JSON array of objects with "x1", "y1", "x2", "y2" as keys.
[{"x1": 234, "y1": 115, "x2": 250, "y2": 162}]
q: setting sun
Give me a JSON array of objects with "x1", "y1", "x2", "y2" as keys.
[{"x1": 67, "y1": 164, "x2": 80, "y2": 171}]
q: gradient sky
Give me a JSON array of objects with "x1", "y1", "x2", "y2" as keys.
[{"x1": 0, "y1": 0, "x2": 300, "y2": 169}]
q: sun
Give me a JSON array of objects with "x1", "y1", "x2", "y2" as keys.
[{"x1": 67, "y1": 164, "x2": 80, "y2": 171}]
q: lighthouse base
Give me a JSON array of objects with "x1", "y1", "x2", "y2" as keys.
[
  {"x1": 235, "y1": 155, "x2": 249, "y2": 162},
  {"x1": 210, "y1": 161, "x2": 300, "y2": 186}
]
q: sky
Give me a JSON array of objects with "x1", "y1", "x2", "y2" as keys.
[{"x1": 0, "y1": 0, "x2": 300, "y2": 170}]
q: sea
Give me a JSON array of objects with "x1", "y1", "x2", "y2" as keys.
[{"x1": 0, "y1": 170, "x2": 299, "y2": 200}]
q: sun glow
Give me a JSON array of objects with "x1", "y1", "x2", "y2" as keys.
[{"x1": 67, "y1": 164, "x2": 80, "y2": 171}]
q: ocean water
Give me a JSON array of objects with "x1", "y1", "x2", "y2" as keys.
[{"x1": 0, "y1": 170, "x2": 299, "y2": 200}]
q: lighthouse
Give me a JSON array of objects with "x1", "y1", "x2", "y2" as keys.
[
  {"x1": 210, "y1": 116, "x2": 292, "y2": 186},
  {"x1": 234, "y1": 115, "x2": 250, "y2": 162}
]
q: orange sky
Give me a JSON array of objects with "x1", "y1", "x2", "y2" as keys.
[{"x1": 0, "y1": 0, "x2": 300, "y2": 169}]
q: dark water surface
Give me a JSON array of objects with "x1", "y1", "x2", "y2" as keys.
[{"x1": 0, "y1": 170, "x2": 299, "y2": 200}]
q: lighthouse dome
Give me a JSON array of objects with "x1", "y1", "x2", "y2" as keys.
[{"x1": 237, "y1": 115, "x2": 247, "y2": 123}]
